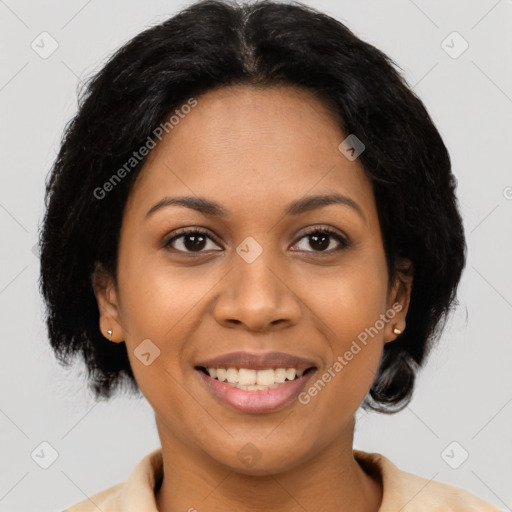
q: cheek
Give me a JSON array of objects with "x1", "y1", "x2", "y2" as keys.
[
  {"x1": 301, "y1": 253, "x2": 388, "y2": 402},
  {"x1": 117, "y1": 240, "x2": 200, "y2": 338},
  {"x1": 114, "y1": 245, "x2": 187, "y2": 393},
  {"x1": 307, "y1": 254, "x2": 389, "y2": 340}
]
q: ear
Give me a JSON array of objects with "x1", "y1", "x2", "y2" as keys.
[
  {"x1": 91, "y1": 262, "x2": 125, "y2": 343},
  {"x1": 384, "y1": 258, "x2": 413, "y2": 343}
]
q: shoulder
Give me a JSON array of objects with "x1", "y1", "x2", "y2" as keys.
[
  {"x1": 353, "y1": 449, "x2": 502, "y2": 511},
  {"x1": 62, "y1": 448, "x2": 163, "y2": 512},
  {"x1": 62, "y1": 482, "x2": 124, "y2": 511}
]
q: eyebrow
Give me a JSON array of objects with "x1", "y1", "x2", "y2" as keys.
[{"x1": 144, "y1": 193, "x2": 366, "y2": 221}]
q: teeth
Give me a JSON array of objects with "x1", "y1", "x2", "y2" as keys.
[
  {"x1": 256, "y1": 369, "x2": 274, "y2": 386},
  {"x1": 274, "y1": 368, "x2": 287, "y2": 383},
  {"x1": 238, "y1": 368, "x2": 256, "y2": 386},
  {"x1": 205, "y1": 367, "x2": 308, "y2": 387},
  {"x1": 226, "y1": 368, "x2": 238, "y2": 383},
  {"x1": 286, "y1": 368, "x2": 296, "y2": 380}
]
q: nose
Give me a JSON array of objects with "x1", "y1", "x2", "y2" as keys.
[{"x1": 212, "y1": 249, "x2": 302, "y2": 332}]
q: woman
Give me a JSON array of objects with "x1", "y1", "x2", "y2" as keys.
[{"x1": 38, "y1": 0, "x2": 501, "y2": 510}]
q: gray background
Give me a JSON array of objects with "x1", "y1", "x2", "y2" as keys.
[{"x1": 1, "y1": 0, "x2": 511, "y2": 510}]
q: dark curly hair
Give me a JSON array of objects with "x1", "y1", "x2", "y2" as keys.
[{"x1": 38, "y1": 0, "x2": 466, "y2": 412}]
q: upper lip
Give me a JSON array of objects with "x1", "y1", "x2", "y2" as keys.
[{"x1": 195, "y1": 351, "x2": 317, "y2": 370}]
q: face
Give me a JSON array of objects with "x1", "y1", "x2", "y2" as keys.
[{"x1": 93, "y1": 84, "x2": 412, "y2": 475}]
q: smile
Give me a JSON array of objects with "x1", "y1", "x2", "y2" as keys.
[
  {"x1": 198, "y1": 367, "x2": 313, "y2": 390},
  {"x1": 195, "y1": 365, "x2": 317, "y2": 413}
]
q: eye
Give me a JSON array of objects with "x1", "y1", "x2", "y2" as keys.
[
  {"x1": 164, "y1": 225, "x2": 349, "y2": 256},
  {"x1": 164, "y1": 227, "x2": 222, "y2": 254},
  {"x1": 291, "y1": 226, "x2": 349, "y2": 254}
]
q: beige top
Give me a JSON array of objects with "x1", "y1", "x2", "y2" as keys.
[{"x1": 63, "y1": 448, "x2": 502, "y2": 511}]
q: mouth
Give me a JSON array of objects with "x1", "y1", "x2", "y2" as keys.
[
  {"x1": 195, "y1": 366, "x2": 316, "y2": 391},
  {"x1": 193, "y1": 351, "x2": 318, "y2": 413}
]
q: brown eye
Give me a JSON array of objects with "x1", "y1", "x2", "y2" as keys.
[
  {"x1": 292, "y1": 227, "x2": 349, "y2": 254},
  {"x1": 164, "y1": 228, "x2": 222, "y2": 254}
]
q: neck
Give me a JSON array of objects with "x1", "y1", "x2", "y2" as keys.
[{"x1": 154, "y1": 417, "x2": 382, "y2": 512}]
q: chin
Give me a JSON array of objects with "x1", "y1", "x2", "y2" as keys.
[{"x1": 208, "y1": 443, "x2": 310, "y2": 477}]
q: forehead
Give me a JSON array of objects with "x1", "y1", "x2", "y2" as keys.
[{"x1": 125, "y1": 84, "x2": 376, "y2": 224}]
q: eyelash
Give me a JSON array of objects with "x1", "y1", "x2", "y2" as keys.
[{"x1": 163, "y1": 225, "x2": 350, "y2": 256}]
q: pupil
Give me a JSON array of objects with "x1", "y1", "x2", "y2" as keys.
[
  {"x1": 182, "y1": 233, "x2": 331, "y2": 252},
  {"x1": 185, "y1": 234, "x2": 206, "y2": 251},
  {"x1": 310, "y1": 233, "x2": 329, "y2": 251}
]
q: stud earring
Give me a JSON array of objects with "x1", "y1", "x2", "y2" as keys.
[
  {"x1": 392, "y1": 325, "x2": 402, "y2": 335},
  {"x1": 106, "y1": 329, "x2": 113, "y2": 340}
]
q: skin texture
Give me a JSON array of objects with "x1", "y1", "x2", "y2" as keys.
[{"x1": 93, "y1": 84, "x2": 413, "y2": 512}]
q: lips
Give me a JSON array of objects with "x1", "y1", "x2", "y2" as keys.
[
  {"x1": 194, "y1": 351, "x2": 318, "y2": 413},
  {"x1": 194, "y1": 351, "x2": 317, "y2": 370}
]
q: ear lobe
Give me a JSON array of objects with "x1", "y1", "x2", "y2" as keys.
[
  {"x1": 385, "y1": 258, "x2": 413, "y2": 343},
  {"x1": 91, "y1": 262, "x2": 124, "y2": 343}
]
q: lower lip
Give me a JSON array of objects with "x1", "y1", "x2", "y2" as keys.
[{"x1": 196, "y1": 369, "x2": 316, "y2": 414}]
